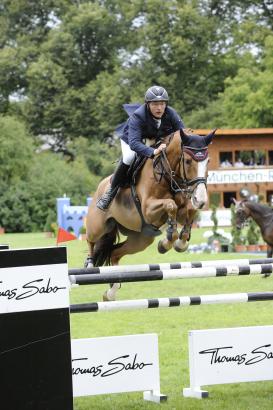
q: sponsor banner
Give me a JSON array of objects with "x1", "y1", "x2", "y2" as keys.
[
  {"x1": 198, "y1": 209, "x2": 231, "y2": 227},
  {"x1": 72, "y1": 334, "x2": 160, "y2": 397},
  {"x1": 183, "y1": 325, "x2": 273, "y2": 398},
  {"x1": 0, "y1": 263, "x2": 69, "y2": 313},
  {"x1": 208, "y1": 169, "x2": 273, "y2": 184}
]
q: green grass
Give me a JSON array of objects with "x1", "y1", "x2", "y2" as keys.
[{"x1": 2, "y1": 230, "x2": 273, "y2": 409}]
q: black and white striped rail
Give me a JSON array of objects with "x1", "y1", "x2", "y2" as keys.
[
  {"x1": 69, "y1": 263, "x2": 273, "y2": 285},
  {"x1": 69, "y1": 257, "x2": 273, "y2": 276},
  {"x1": 70, "y1": 291, "x2": 273, "y2": 313}
]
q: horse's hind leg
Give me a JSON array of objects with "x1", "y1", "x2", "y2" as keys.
[
  {"x1": 84, "y1": 240, "x2": 95, "y2": 268},
  {"x1": 103, "y1": 233, "x2": 155, "y2": 301}
]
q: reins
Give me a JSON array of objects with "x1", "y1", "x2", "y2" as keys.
[{"x1": 153, "y1": 134, "x2": 207, "y2": 198}]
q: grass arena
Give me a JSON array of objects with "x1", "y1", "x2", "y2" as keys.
[{"x1": 2, "y1": 230, "x2": 273, "y2": 410}]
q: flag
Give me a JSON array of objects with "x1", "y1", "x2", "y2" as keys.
[{"x1": 56, "y1": 227, "x2": 77, "y2": 244}]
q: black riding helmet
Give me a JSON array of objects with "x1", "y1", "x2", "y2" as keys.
[{"x1": 145, "y1": 86, "x2": 169, "y2": 103}]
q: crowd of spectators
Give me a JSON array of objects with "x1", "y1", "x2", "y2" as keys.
[{"x1": 220, "y1": 152, "x2": 265, "y2": 168}]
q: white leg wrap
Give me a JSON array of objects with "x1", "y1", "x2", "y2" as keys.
[{"x1": 106, "y1": 283, "x2": 121, "y2": 301}]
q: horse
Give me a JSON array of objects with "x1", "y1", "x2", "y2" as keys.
[
  {"x1": 85, "y1": 128, "x2": 216, "y2": 300},
  {"x1": 233, "y1": 199, "x2": 273, "y2": 257}
]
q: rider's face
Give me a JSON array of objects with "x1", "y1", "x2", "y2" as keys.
[{"x1": 148, "y1": 101, "x2": 167, "y2": 118}]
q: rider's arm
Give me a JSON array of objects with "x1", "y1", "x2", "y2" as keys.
[{"x1": 128, "y1": 115, "x2": 155, "y2": 158}]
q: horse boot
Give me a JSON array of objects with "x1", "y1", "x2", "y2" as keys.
[{"x1": 96, "y1": 162, "x2": 130, "y2": 211}]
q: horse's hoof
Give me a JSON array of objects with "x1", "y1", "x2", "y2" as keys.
[
  {"x1": 158, "y1": 240, "x2": 168, "y2": 254},
  {"x1": 103, "y1": 291, "x2": 115, "y2": 302},
  {"x1": 84, "y1": 256, "x2": 94, "y2": 268},
  {"x1": 173, "y1": 240, "x2": 189, "y2": 253}
]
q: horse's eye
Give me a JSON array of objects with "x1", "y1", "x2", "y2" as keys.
[{"x1": 185, "y1": 159, "x2": 192, "y2": 165}]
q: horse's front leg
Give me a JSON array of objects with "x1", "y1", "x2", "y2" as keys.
[
  {"x1": 173, "y1": 222, "x2": 192, "y2": 252},
  {"x1": 174, "y1": 209, "x2": 196, "y2": 253},
  {"x1": 144, "y1": 198, "x2": 179, "y2": 254}
]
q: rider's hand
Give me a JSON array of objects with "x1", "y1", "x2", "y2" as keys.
[{"x1": 153, "y1": 143, "x2": 167, "y2": 156}]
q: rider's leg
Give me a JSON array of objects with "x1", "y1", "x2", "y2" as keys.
[{"x1": 96, "y1": 141, "x2": 135, "y2": 211}]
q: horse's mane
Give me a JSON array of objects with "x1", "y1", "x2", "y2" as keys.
[{"x1": 245, "y1": 200, "x2": 273, "y2": 214}]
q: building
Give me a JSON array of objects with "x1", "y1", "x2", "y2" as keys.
[{"x1": 196, "y1": 128, "x2": 273, "y2": 209}]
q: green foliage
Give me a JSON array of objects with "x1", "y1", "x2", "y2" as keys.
[
  {"x1": 210, "y1": 204, "x2": 218, "y2": 236},
  {"x1": 220, "y1": 35, "x2": 273, "y2": 128},
  {"x1": 70, "y1": 137, "x2": 121, "y2": 177},
  {"x1": 0, "y1": 115, "x2": 34, "y2": 184},
  {"x1": 0, "y1": 151, "x2": 100, "y2": 233},
  {"x1": 44, "y1": 209, "x2": 56, "y2": 232}
]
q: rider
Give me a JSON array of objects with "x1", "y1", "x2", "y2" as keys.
[{"x1": 97, "y1": 85, "x2": 185, "y2": 211}]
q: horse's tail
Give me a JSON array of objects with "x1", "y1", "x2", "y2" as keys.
[{"x1": 93, "y1": 224, "x2": 123, "y2": 266}]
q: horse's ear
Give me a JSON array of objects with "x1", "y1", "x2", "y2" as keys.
[
  {"x1": 180, "y1": 129, "x2": 191, "y2": 145},
  {"x1": 205, "y1": 128, "x2": 217, "y2": 145}
]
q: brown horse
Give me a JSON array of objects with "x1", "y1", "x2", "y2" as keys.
[
  {"x1": 234, "y1": 199, "x2": 273, "y2": 257},
  {"x1": 86, "y1": 129, "x2": 215, "y2": 300}
]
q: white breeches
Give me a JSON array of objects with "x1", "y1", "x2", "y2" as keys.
[
  {"x1": 120, "y1": 138, "x2": 156, "y2": 166},
  {"x1": 120, "y1": 139, "x2": 136, "y2": 165}
]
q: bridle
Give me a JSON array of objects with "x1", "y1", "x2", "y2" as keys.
[
  {"x1": 236, "y1": 207, "x2": 248, "y2": 227},
  {"x1": 153, "y1": 134, "x2": 208, "y2": 198}
]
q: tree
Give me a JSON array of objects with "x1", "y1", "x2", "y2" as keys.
[
  {"x1": 0, "y1": 115, "x2": 34, "y2": 184},
  {"x1": 0, "y1": 151, "x2": 100, "y2": 232}
]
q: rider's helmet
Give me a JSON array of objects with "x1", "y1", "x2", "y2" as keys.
[{"x1": 144, "y1": 86, "x2": 169, "y2": 103}]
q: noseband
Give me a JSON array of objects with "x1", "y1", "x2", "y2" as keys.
[{"x1": 153, "y1": 137, "x2": 208, "y2": 198}]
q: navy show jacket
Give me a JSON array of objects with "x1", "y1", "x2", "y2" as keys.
[{"x1": 121, "y1": 104, "x2": 185, "y2": 158}]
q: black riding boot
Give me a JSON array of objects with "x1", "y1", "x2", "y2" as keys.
[{"x1": 96, "y1": 162, "x2": 130, "y2": 211}]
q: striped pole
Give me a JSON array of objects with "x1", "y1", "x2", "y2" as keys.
[
  {"x1": 69, "y1": 263, "x2": 273, "y2": 285},
  {"x1": 70, "y1": 291, "x2": 273, "y2": 313},
  {"x1": 69, "y1": 257, "x2": 273, "y2": 276}
]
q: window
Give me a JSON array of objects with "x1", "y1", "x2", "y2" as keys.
[
  {"x1": 223, "y1": 192, "x2": 236, "y2": 208},
  {"x1": 219, "y1": 152, "x2": 232, "y2": 167},
  {"x1": 235, "y1": 150, "x2": 266, "y2": 166}
]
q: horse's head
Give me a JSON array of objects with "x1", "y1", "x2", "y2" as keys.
[
  {"x1": 179, "y1": 128, "x2": 216, "y2": 209},
  {"x1": 232, "y1": 198, "x2": 250, "y2": 228}
]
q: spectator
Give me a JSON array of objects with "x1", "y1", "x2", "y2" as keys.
[
  {"x1": 221, "y1": 159, "x2": 232, "y2": 168},
  {"x1": 234, "y1": 157, "x2": 245, "y2": 167}
]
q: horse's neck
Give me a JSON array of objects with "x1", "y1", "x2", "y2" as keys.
[
  {"x1": 247, "y1": 203, "x2": 273, "y2": 230},
  {"x1": 165, "y1": 133, "x2": 181, "y2": 169}
]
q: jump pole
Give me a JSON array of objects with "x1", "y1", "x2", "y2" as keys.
[
  {"x1": 69, "y1": 257, "x2": 273, "y2": 276},
  {"x1": 69, "y1": 263, "x2": 273, "y2": 285},
  {"x1": 70, "y1": 291, "x2": 273, "y2": 314}
]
